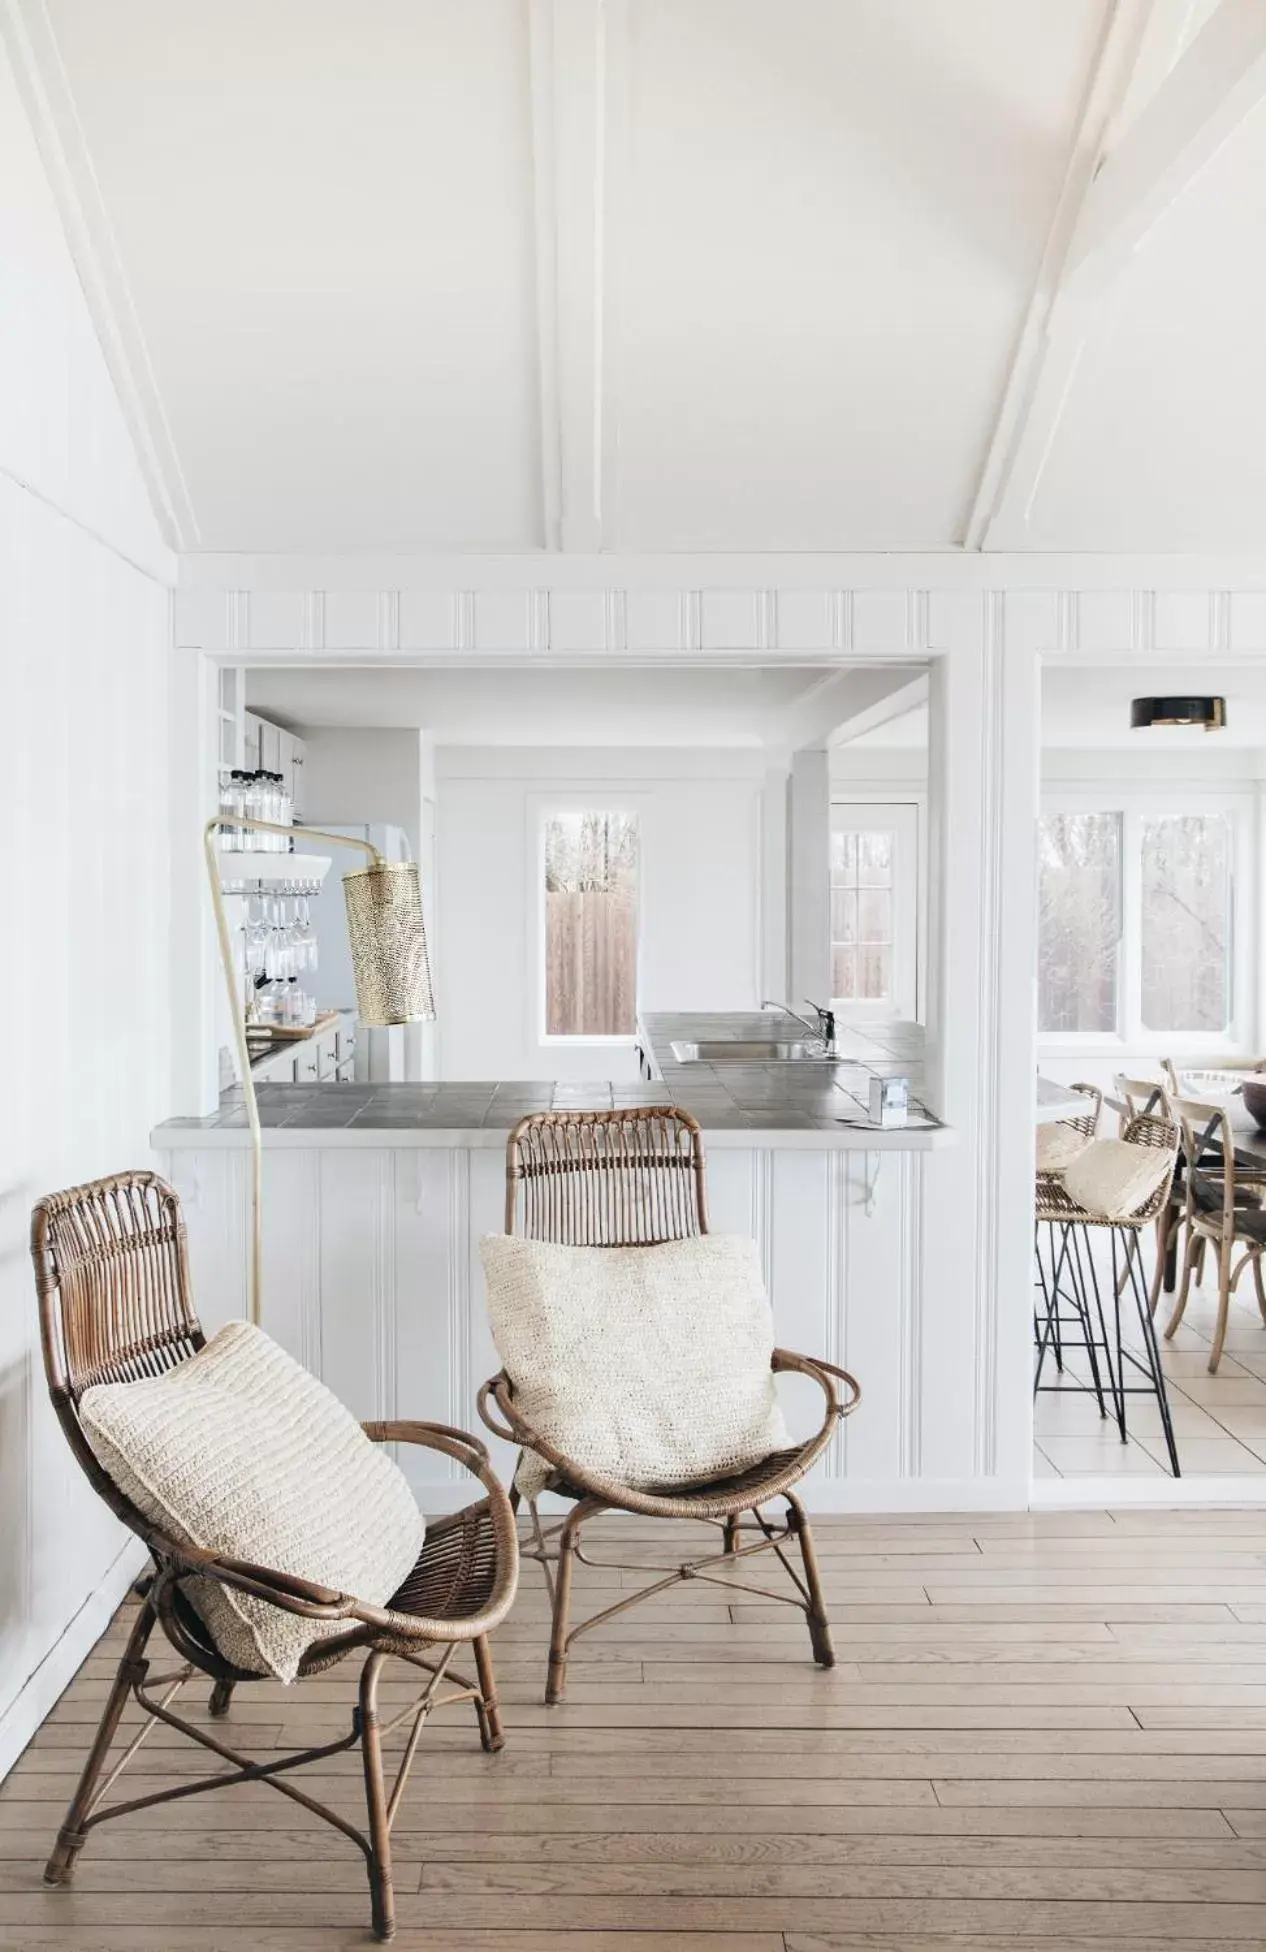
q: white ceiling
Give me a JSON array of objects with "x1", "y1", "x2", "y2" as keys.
[
  {"x1": 21, "y1": 0, "x2": 1266, "y2": 553},
  {"x1": 245, "y1": 660, "x2": 921, "y2": 747},
  {"x1": 851, "y1": 661, "x2": 1266, "y2": 749}
]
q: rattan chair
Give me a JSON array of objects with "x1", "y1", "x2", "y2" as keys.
[
  {"x1": 31, "y1": 1171, "x2": 518, "y2": 1943},
  {"x1": 476, "y1": 1107, "x2": 860, "y2": 1704},
  {"x1": 1034, "y1": 1110, "x2": 1182, "y2": 1475},
  {"x1": 1165, "y1": 1097, "x2": 1266, "y2": 1372}
]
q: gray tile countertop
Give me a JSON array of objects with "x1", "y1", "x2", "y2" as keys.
[{"x1": 153, "y1": 1011, "x2": 950, "y2": 1151}]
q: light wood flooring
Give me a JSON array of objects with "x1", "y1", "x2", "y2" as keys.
[{"x1": 4, "y1": 1511, "x2": 1266, "y2": 1949}]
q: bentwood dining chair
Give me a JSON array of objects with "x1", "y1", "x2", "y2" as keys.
[
  {"x1": 477, "y1": 1107, "x2": 861, "y2": 1704},
  {"x1": 31, "y1": 1171, "x2": 518, "y2": 1943},
  {"x1": 1166, "y1": 1098, "x2": 1266, "y2": 1373}
]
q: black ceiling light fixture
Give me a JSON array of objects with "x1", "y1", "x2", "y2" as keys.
[{"x1": 1130, "y1": 695, "x2": 1226, "y2": 732}]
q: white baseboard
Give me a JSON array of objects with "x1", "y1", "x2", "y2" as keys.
[
  {"x1": 0, "y1": 1537, "x2": 148, "y2": 1784},
  {"x1": 1032, "y1": 1475, "x2": 1266, "y2": 1509}
]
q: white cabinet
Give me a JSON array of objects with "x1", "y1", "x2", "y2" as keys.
[{"x1": 241, "y1": 710, "x2": 305, "y2": 810}]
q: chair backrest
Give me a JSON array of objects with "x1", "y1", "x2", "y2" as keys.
[
  {"x1": 1170, "y1": 1095, "x2": 1238, "y2": 1234},
  {"x1": 31, "y1": 1171, "x2": 204, "y2": 1528},
  {"x1": 505, "y1": 1107, "x2": 708, "y2": 1245},
  {"x1": 1114, "y1": 1074, "x2": 1170, "y2": 1130},
  {"x1": 1061, "y1": 1082, "x2": 1102, "y2": 1139}
]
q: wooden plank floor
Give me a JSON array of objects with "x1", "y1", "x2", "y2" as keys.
[{"x1": 4, "y1": 1511, "x2": 1266, "y2": 1949}]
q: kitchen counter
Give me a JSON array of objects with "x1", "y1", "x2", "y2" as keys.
[{"x1": 155, "y1": 1011, "x2": 950, "y2": 1151}]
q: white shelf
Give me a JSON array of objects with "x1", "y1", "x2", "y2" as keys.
[{"x1": 217, "y1": 851, "x2": 333, "y2": 886}]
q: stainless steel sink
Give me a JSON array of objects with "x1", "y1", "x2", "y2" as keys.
[{"x1": 669, "y1": 1039, "x2": 830, "y2": 1063}]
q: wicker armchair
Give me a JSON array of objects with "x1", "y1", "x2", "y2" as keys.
[
  {"x1": 477, "y1": 1108, "x2": 860, "y2": 1704},
  {"x1": 31, "y1": 1171, "x2": 518, "y2": 1944}
]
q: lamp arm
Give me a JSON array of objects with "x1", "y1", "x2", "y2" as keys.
[{"x1": 212, "y1": 813, "x2": 386, "y2": 868}]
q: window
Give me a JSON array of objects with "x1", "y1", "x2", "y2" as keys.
[
  {"x1": 543, "y1": 810, "x2": 639, "y2": 1037},
  {"x1": 1037, "y1": 812, "x2": 1122, "y2": 1034},
  {"x1": 1038, "y1": 800, "x2": 1240, "y2": 1045},
  {"x1": 829, "y1": 804, "x2": 919, "y2": 1020},
  {"x1": 1140, "y1": 814, "x2": 1231, "y2": 1034}
]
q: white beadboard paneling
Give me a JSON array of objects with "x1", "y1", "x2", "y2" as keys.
[
  {"x1": 700, "y1": 589, "x2": 760, "y2": 651},
  {"x1": 1154, "y1": 590, "x2": 1214, "y2": 654},
  {"x1": 173, "y1": 586, "x2": 229, "y2": 649},
  {"x1": 1075, "y1": 589, "x2": 1134, "y2": 654},
  {"x1": 548, "y1": 589, "x2": 609, "y2": 654},
  {"x1": 467, "y1": 1148, "x2": 515, "y2": 1491},
  {"x1": 774, "y1": 589, "x2": 834, "y2": 652},
  {"x1": 322, "y1": 590, "x2": 380, "y2": 652},
  {"x1": 624, "y1": 590, "x2": 683, "y2": 652},
  {"x1": 399, "y1": 590, "x2": 459, "y2": 651},
  {"x1": 246, "y1": 590, "x2": 305, "y2": 651},
  {"x1": 259, "y1": 1150, "x2": 322, "y2": 1372},
  {"x1": 767, "y1": 1150, "x2": 833, "y2": 1470},
  {"x1": 473, "y1": 589, "x2": 533, "y2": 652},
  {"x1": 832, "y1": 1151, "x2": 903, "y2": 1486},
  {"x1": 852, "y1": 590, "x2": 916, "y2": 654},
  {"x1": 317, "y1": 1149, "x2": 394, "y2": 1422},
  {"x1": 1229, "y1": 592, "x2": 1266, "y2": 652}
]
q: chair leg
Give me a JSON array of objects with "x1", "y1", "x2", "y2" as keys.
[
  {"x1": 547, "y1": 1508, "x2": 584, "y2": 1706},
  {"x1": 473, "y1": 1634, "x2": 504, "y2": 1753},
  {"x1": 1209, "y1": 1238, "x2": 1234, "y2": 1374},
  {"x1": 44, "y1": 1597, "x2": 156, "y2": 1885},
  {"x1": 208, "y1": 1679, "x2": 235, "y2": 1718},
  {"x1": 1253, "y1": 1251, "x2": 1266, "y2": 1327},
  {"x1": 723, "y1": 1516, "x2": 740, "y2": 1556},
  {"x1": 786, "y1": 1490, "x2": 834, "y2": 1668},
  {"x1": 1165, "y1": 1230, "x2": 1200, "y2": 1340},
  {"x1": 358, "y1": 1652, "x2": 395, "y2": 1942}
]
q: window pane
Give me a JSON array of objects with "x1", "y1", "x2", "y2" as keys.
[
  {"x1": 830, "y1": 829, "x2": 857, "y2": 881},
  {"x1": 858, "y1": 946, "x2": 890, "y2": 999},
  {"x1": 831, "y1": 945, "x2": 857, "y2": 996},
  {"x1": 857, "y1": 832, "x2": 893, "y2": 886},
  {"x1": 857, "y1": 888, "x2": 891, "y2": 942},
  {"x1": 830, "y1": 888, "x2": 858, "y2": 943},
  {"x1": 1140, "y1": 814, "x2": 1231, "y2": 1033},
  {"x1": 1037, "y1": 813, "x2": 1121, "y2": 1033},
  {"x1": 544, "y1": 812, "x2": 638, "y2": 1035}
]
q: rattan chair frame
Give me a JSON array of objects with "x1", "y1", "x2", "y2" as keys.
[
  {"x1": 31, "y1": 1171, "x2": 519, "y2": 1943},
  {"x1": 1034, "y1": 1111, "x2": 1182, "y2": 1475},
  {"x1": 477, "y1": 1107, "x2": 860, "y2": 1704},
  {"x1": 1165, "y1": 1097, "x2": 1266, "y2": 1372}
]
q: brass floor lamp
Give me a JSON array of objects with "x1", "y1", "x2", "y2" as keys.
[{"x1": 203, "y1": 815, "x2": 435, "y2": 1325}]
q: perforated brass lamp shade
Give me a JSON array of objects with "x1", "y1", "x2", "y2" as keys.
[{"x1": 342, "y1": 861, "x2": 435, "y2": 1025}]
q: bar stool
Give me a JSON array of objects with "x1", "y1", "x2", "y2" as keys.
[
  {"x1": 1033, "y1": 1084, "x2": 1106, "y2": 1410},
  {"x1": 1035, "y1": 1110, "x2": 1182, "y2": 1476}
]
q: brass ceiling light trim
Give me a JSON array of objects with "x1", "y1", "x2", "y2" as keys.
[{"x1": 1130, "y1": 695, "x2": 1226, "y2": 732}]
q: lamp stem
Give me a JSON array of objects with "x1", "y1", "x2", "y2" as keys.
[{"x1": 202, "y1": 814, "x2": 388, "y2": 1328}]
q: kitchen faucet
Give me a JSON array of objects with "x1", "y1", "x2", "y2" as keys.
[{"x1": 761, "y1": 998, "x2": 837, "y2": 1054}]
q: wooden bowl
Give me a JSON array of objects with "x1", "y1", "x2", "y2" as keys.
[{"x1": 1241, "y1": 1079, "x2": 1266, "y2": 1132}]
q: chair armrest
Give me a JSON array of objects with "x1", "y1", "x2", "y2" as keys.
[
  {"x1": 773, "y1": 1347, "x2": 862, "y2": 1421},
  {"x1": 363, "y1": 1419, "x2": 491, "y2": 1470}
]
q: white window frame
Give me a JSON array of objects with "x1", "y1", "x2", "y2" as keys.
[
  {"x1": 1038, "y1": 788, "x2": 1254, "y2": 1059},
  {"x1": 828, "y1": 802, "x2": 921, "y2": 1023},
  {"x1": 530, "y1": 795, "x2": 644, "y2": 1049}
]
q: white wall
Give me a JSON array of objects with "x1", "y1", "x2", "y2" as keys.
[
  {"x1": 0, "y1": 38, "x2": 174, "y2": 1775},
  {"x1": 299, "y1": 726, "x2": 426, "y2": 849},
  {"x1": 435, "y1": 748, "x2": 765, "y2": 1080}
]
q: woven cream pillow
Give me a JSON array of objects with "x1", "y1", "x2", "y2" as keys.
[
  {"x1": 1062, "y1": 1137, "x2": 1172, "y2": 1221},
  {"x1": 480, "y1": 1233, "x2": 790, "y2": 1499},
  {"x1": 81, "y1": 1322, "x2": 425, "y2": 1682},
  {"x1": 1035, "y1": 1122, "x2": 1093, "y2": 1173}
]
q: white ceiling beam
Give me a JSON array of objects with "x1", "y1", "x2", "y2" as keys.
[
  {"x1": 1, "y1": 0, "x2": 201, "y2": 551},
  {"x1": 778, "y1": 668, "x2": 927, "y2": 754},
  {"x1": 527, "y1": 0, "x2": 625, "y2": 553},
  {"x1": 960, "y1": 0, "x2": 1150, "y2": 550},
  {"x1": 963, "y1": 0, "x2": 1266, "y2": 551},
  {"x1": 1066, "y1": 0, "x2": 1266, "y2": 295}
]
